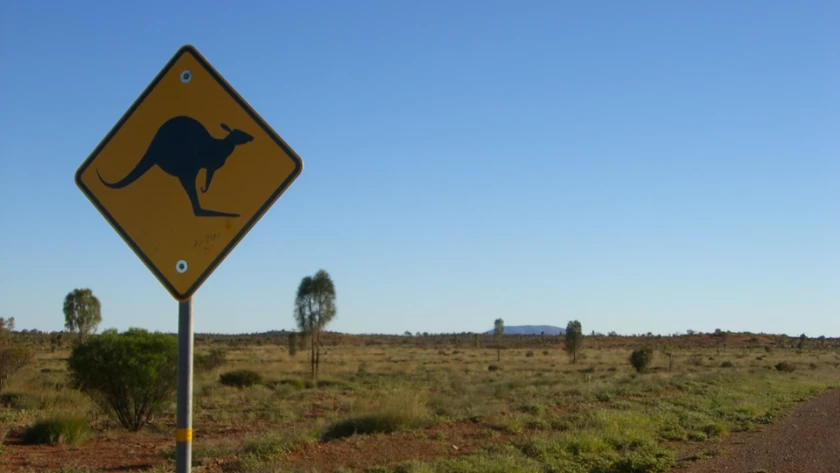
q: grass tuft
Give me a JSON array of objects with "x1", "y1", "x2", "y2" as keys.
[
  {"x1": 22, "y1": 415, "x2": 90, "y2": 447},
  {"x1": 323, "y1": 387, "x2": 431, "y2": 441}
]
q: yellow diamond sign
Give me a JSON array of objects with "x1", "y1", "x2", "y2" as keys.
[{"x1": 75, "y1": 45, "x2": 303, "y2": 301}]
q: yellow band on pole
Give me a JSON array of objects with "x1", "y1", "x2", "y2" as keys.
[{"x1": 176, "y1": 428, "x2": 193, "y2": 442}]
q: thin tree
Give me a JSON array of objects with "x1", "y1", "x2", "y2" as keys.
[
  {"x1": 0, "y1": 317, "x2": 15, "y2": 345},
  {"x1": 294, "y1": 269, "x2": 337, "y2": 385},
  {"x1": 63, "y1": 288, "x2": 102, "y2": 345},
  {"x1": 564, "y1": 320, "x2": 584, "y2": 363},
  {"x1": 494, "y1": 318, "x2": 504, "y2": 362},
  {"x1": 288, "y1": 332, "x2": 298, "y2": 357}
]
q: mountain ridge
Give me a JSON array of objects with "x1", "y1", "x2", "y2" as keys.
[{"x1": 484, "y1": 325, "x2": 566, "y2": 335}]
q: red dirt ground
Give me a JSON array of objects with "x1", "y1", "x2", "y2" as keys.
[
  {"x1": 278, "y1": 419, "x2": 508, "y2": 473},
  {"x1": 0, "y1": 425, "x2": 171, "y2": 472}
]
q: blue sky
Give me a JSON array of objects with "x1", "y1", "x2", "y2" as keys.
[{"x1": 1, "y1": 1, "x2": 838, "y2": 337}]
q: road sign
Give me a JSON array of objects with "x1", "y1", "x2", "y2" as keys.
[{"x1": 75, "y1": 45, "x2": 303, "y2": 301}]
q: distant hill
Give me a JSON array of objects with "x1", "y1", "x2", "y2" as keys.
[{"x1": 484, "y1": 325, "x2": 566, "y2": 335}]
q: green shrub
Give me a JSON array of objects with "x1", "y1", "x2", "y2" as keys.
[
  {"x1": 22, "y1": 415, "x2": 90, "y2": 447},
  {"x1": 775, "y1": 362, "x2": 796, "y2": 373},
  {"x1": 488, "y1": 365, "x2": 500, "y2": 371},
  {"x1": 721, "y1": 361, "x2": 735, "y2": 368},
  {"x1": 67, "y1": 328, "x2": 178, "y2": 431},
  {"x1": 220, "y1": 369, "x2": 263, "y2": 388},
  {"x1": 629, "y1": 347, "x2": 654, "y2": 373},
  {"x1": 0, "y1": 346, "x2": 34, "y2": 394},
  {"x1": 194, "y1": 347, "x2": 227, "y2": 372},
  {"x1": 525, "y1": 351, "x2": 535, "y2": 357}
]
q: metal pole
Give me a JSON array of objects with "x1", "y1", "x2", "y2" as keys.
[{"x1": 176, "y1": 298, "x2": 194, "y2": 473}]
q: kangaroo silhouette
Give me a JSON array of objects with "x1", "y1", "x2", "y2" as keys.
[{"x1": 96, "y1": 115, "x2": 254, "y2": 217}]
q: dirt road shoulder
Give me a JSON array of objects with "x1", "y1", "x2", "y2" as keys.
[{"x1": 672, "y1": 388, "x2": 840, "y2": 473}]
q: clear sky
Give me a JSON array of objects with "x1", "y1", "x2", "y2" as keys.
[{"x1": 1, "y1": 1, "x2": 837, "y2": 338}]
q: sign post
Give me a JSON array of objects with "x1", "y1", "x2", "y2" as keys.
[
  {"x1": 74, "y1": 45, "x2": 303, "y2": 473},
  {"x1": 176, "y1": 299, "x2": 194, "y2": 472}
]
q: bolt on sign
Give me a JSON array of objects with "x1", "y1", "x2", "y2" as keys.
[{"x1": 74, "y1": 45, "x2": 303, "y2": 300}]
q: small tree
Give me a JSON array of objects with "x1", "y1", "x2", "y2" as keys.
[
  {"x1": 0, "y1": 317, "x2": 15, "y2": 333},
  {"x1": 0, "y1": 317, "x2": 15, "y2": 345},
  {"x1": 629, "y1": 346, "x2": 654, "y2": 373},
  {"x1": 288, "y1": 332, "x2": 298, "y2": 357},
  {"x1": 798, "y1": 333, "x2": 806, "y2": 350},
  {"x1": 661, "y1": 343, "x2": 675, "y2": 372},
  {"x1": 62, "y1": 289, "x2": 102, "y2": 344},
  {"x1": 564, "y1": 320, "x2": 584, "y2": 363},
  {"x1": 50, "y1": 333, "x2": 64, "y2": 353},
  {"x1": 67, "y1": 328, "x2": 177, "y2": 431},
  {"x1": 493, "y1": 318, "x2": 504, "y2": 362},
  {"x1": 294, "y1": 269, "x2": 337, "y2": 385}
]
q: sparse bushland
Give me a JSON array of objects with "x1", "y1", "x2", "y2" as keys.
[{"x1": 2, "y1": 330, "x2": 839, "y2": 472}]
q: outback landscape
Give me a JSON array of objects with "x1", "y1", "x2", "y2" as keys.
[
  {"x1": 2, "y1": 2, "x2": 838, "y2": 473},
  {"x1": 1, "y1": 297, "x2": 839, "y2": 473}
]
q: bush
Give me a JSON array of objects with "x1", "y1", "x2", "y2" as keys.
[
  {"x1": 775, "y1": 362, "x2": 796, "y2": 373},
  {"x1": 0, "y1": 346, "x2": 34, "y2": 394},
  {"x1": 220, "y1": 369, "x2": 263, "y2": 388},
  {"x1": 525, "y1": 351, "x2": 535, "y2": 357},
  {"x1": 629, "y1": 346, "x2": 654, "y2": 373},
  {"x1": 67, "y1": 328, "x2": 178, "y2": 431},
  {"x1": 488, "y1": 365, "x2": 500, "y2": 371},
  {"x1": 194, "y1": 347, "x2": 227, "y2": 372},
  {"x1": 23, "y1": 415, "x2": 90, "y2": 447},
  {"x1": 721, "y1": 361, "x2": 735, "y2": 368}
]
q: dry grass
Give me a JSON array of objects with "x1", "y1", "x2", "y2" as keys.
[{"x1": 1, "y1": 333, "x2": 839, "y2": 472}]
